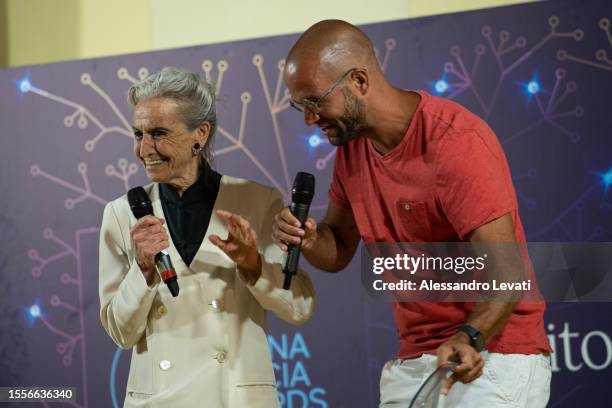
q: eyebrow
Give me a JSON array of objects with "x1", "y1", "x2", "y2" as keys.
[{"x1": 131, "y1": 126, "x2": 170, "y2": 133}]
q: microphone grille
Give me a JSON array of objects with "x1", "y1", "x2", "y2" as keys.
[
  {"x1": 127, "y1": 186, "x2": 153, "y2": 219},
  {"x1": 292, "y1": 172, "x2": 315, "y2": 205}
]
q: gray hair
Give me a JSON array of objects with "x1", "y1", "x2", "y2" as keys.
[{"x1": 128, "y1": 67, "x2": 217, "y2": 164}]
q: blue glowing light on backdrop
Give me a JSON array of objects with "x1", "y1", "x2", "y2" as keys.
[
  {"x1": 520, "y1": 73, "x2": 542, "y2": 102},
  {"x1": 597, "y1": 166, "x2": 612, "y2": 193},
  {"x1": 430, "y1": 75, "x2": 450, "y2": 95},
  {"x1": 24, "y1": 300, "x2": 41, "y2": 326},
  {"x1": 20, "y1": 78, "x2": 32, "y2": 93}
]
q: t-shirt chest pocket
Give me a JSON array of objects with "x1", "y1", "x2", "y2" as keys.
[{"x1": 395, "y1": 200, "x2": 432, "y2": 241}]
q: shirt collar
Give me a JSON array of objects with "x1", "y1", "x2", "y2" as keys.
[{"x1": 160, "y1": 169, "x2": 220, "y2": 206}]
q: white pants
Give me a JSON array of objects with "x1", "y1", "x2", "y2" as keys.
[{"x1": 379, "y1": 352, "x2": 551, "y2": 408}]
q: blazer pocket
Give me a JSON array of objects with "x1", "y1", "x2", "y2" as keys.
[
  {"x1": 235, "y1": 382, "x2": 279, "y2": 408},
  {"x1": 236, "y1": 381, "x2": 277, "y2": 387},
  {"x1": 396, "y1": 201, "x2": 431, "y2": 241}
]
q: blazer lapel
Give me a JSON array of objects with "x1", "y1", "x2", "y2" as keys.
[
  {"x1": 189, "y1": 175, "x2": 235, "y2": 270},
  {"x1": 148, "y1": 178, "x2": 234, "y2": 275},
  {"x1": 149, "y1": 183, "x2": 188, "y2": 273}
]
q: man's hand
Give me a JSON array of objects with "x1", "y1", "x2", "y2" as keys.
[
  {"x1": 130, "y1": 215, "x2": 168, "y2": 286},
  {"x1": 272, "y1": 207, "x2": 318, "y2": 252},
  {"x1": 437, "y1": 332, "x2": 484, "y2": 395},
  {"x1": 209, "y1": 210, "x2": 262, "y2": 285}
]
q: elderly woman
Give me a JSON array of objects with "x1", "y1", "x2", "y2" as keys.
[{"x1": 98, "y1": 67, "x2": 314, "y2": 408}]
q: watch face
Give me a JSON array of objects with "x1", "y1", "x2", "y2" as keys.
[{"x1": 459, "y1": 325, "x2": 485, "y2": 351}]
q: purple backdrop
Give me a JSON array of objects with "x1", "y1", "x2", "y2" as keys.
[{"x1": 1, "y1": 0, "x2": 611, "y2": 406}]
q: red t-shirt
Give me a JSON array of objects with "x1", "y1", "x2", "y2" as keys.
[{"x1": 329, "y1": 90, "x2": 551, "y2": 358}]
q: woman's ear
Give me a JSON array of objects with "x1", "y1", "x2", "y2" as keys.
[{"x1": 196, "y1": 121, "x2": 211, "y2": 147}]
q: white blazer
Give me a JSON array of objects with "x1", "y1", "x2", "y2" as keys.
[{"x1": 99, "y1": 175, "x2": 315, "y2": 408}]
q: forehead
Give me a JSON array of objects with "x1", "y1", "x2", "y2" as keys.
[
  {"x1": 132, "y1": 97, "x2": 182, "y2": 127},
  {"x1": 285, "y1": 60, "x2": 333, "y2": 99}
]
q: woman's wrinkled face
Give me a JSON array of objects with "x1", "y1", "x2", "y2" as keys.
[{"x1": 132, "y1": 97, "x2": 203, "y2": 187}]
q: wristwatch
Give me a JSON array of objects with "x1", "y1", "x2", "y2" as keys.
[{"x1": 457, "y1": 325, "x2": 485, "y2": 352}]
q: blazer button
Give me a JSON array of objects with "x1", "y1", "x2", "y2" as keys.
[
  {"x1": 159, "y1": 360, "x2": 172, "y2": 371},
  {"x1": 158, "y1": 305, "x2": 167, "y2": 316},
  {"x1": 209, "y1": 299, "x2": 220, "y2": 310},
  {"x1": 403, "y1": 203, "x2": 411, "y2": 211},
  {"x1": 214, "y1": 352, "x2": 226, "y2": 363}
]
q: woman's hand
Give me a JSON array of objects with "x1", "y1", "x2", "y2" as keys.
[
  {"x1": 209, "y1": 210, "x2": 262, "y2": 285},
  {"x1": 130, "y1": 215, "x2": 169, "y2": 286}
]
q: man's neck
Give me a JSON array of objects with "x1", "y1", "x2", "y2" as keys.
[{"x1": 366, "y1": 89, "x2": 420, "y2": 155}]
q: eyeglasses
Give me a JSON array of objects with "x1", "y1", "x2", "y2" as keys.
[{"x1": 289, "y1": 68, "x2": 356, "y2": 115}]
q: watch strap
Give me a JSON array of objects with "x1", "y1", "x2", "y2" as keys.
[{"x1": 457, "y1": 325, "x2": 485, "y2": 352}]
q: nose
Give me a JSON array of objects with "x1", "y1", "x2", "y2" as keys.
[
  {"x1": 138, "y1": 134, "x2": 155, "y2": 158},
  {"x1": 303, "y1": 109, "x2": 319, "y2": 126}
]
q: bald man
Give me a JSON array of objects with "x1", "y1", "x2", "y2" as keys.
[{"x1": 272, "y1": 20, "x2": 552, "y2": 407}]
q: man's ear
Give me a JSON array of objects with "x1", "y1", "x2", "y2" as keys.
[{"x1": 351, "y1": 69, "x2": 369, "y2": 96}]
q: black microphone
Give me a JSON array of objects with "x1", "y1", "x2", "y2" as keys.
[
  {"x1": 127, "y1": 186, "x2": 179, "y2": 297},
  {"x1": 283, "y1": 172, "x2": 315, "y2": 290}
]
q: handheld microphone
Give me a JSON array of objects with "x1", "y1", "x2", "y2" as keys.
[
  {"x1": 282, "y1": 172, "x2": 315, "y2": 290},
  {"x1": 127, "y1": 186, "x2": 179, "y2": 297}
]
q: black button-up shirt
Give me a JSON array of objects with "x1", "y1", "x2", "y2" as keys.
[{"x1": 159, "y1": 170, "x2": 221, "y2": 266}]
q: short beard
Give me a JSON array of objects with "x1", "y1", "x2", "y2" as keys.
[{"x1": 329, "y1": 87, "x2": 367, "y2": 146}]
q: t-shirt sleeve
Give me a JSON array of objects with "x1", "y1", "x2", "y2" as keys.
[
  {"x1": 435, "y1": 130, "x2": 517, "y2": 239},
  {"x1": 328, "y1": 150, "x2": 352, "y2": 210}
]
